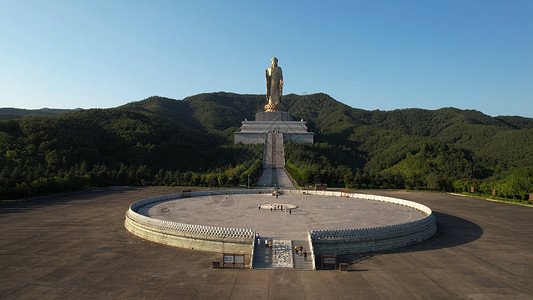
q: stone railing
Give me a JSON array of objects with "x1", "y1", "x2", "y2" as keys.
[
  {"x1": 307, "y1": 231, "x2": 317, "y2": 270},
  {"x1": 295, "y1": 190, "x2": 437, "y2": 256},
  {"x1": 250, "y1": 236, "x2": 256, "y2": 269},
  {"x1": 125, "y1": 190, "x2": 270, "y2": 255},
  {"x1": 125, "y1": 189, "x2": 437, "y2": 265}
]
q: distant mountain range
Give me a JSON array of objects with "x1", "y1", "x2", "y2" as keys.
[
  {"x1": 0, "y1": 107, "x2": 81, "y2": 120},
  {"x1": 1, "y1": 92, "x2": 531, "y2": 199}
]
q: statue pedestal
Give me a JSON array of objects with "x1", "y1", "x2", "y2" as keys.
[
  {"x1": 234, "y1": 121, "x2": 314, "y2": 144},
  {"x1": 255, "y1": 111, "x2": 293, "y2": 121},
  {"x1": 235, "y1": 111, "x2": 314, "y2": 144}
]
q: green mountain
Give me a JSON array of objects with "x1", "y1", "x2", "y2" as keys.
[
  {"x1": 1, "y1": 92, "x2": 531, "y2": 200},
  {"x1": 280, "y1": 94, "x2": 531, "y2": 196},
  {"x1": 0, "y1": 107, "x2": 80, "y2": 120}
]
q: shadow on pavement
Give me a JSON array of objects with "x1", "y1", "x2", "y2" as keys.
[{"x1": 321, "y1": 211, "x2": 484, "y2": 270}]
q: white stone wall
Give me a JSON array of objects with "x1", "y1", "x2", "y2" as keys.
[
  {"x1": 125, "y1": 190, "x2": 271, "y2": 254},
  {"x1": 125, "y1": 189, "x2": 437, "y2": 260},
  {"x1": 296, "y1": 190, "x2": 437, "y2": 256}
]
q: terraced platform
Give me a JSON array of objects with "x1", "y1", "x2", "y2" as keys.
[{"x1": 144, "y1": 192, "x2": 427, "y2": 241}]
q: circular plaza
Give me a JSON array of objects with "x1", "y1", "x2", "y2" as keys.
[
  {"x1": 139, "y1": 191, "x2": 428, "y2": 241},
  {"x1": 125, "y1": 189, "x2": 437, "y2": 268}
]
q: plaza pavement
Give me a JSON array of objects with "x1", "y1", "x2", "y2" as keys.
[
  {"x1": 145, "y1": 192, "x2": 427, "y2": 240},
  {"x1": 1, "y1": 187, "x2": 532, "y2": 299}
]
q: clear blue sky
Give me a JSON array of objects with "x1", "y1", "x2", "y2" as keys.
[{"x1": 1, "y1": 1, "x2": 532, "y2": 117}]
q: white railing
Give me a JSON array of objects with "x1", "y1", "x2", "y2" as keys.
[
  {"x1": 125, "y1": 188, "x2": 436, "y2": 261},
  {"x1": 294, "y1": 189, "x2": 436, "y2": 256},
  {"x1": 307, "y1": 231, "x2": 316, "y2": 270},
  {"x1": 127, "y1": 190, "x2": 272, "y2": 240}
]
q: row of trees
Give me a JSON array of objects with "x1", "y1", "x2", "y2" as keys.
[
  {"x1": 4, "y1": 158, "x2": 529, "y2": 200},
  {"x1": 286, "y1": 160, "x2": 531, "y2": 199},
  {"x1": 451, "y1": 169, "x2": 533, "y2": 199},
  {"x1": 0, "y1": 159, "x2": 262, "y2": 200},
  {"x1": 284, "y1": 140, "x2": 532, "y2": 200}
]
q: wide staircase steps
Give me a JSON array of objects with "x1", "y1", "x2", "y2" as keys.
[
  {"x1": 256, "y1": 132, "x2": 295, "y2": 188},
  {"x1": 292, "y1": 240, "x2": 314, "y2": 270},
  {"x1": 252, "y1": 239, "x2": 273, "y2": 269},
  {"x1": 253, "y1": 239, "x2": 314, "y2": 270}
]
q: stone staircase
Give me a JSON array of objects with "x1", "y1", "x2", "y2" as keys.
[
  {"x1": 252, "y1": 239, "x2": 314, "y2": 270},
  {"x1": 253, "y1": 239, "x2": 273, "y2": 269},
  {"x1": 292, "y1": 240, "x2": 314, "y2": 270},
  {"x1": 256, "y1": 132, "x2": 295, "y2": 188},
  {"x1": 271, "y1": 132, "x2": 285, "y2": 168}
]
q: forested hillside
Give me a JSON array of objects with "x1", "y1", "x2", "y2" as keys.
[
  {"x1": 0, "y1": 108, "x2": 79, "y2": 120},
  {"x1": 0, "y1": 94, "x2": 264, "y2": 199},
  {"x1": 1, "y1": 92, "x2": 531, "y2": 200},
  {"x1": 282, "y1": 93, "x2": 532, "y2": 199}
]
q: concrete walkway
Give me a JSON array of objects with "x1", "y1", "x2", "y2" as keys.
[
  {"x1": 257, "y1": 168, "x2": 294, "y2": 188},
  {"x1": 272, "y1": 168, "x2": 294, "y2": 188},
  {"x1": 256, "y1": 168, "x2": 273, "y2": 187},
  {"x1": 1, "y1": 187, "x2": 532, "y2": 299},
  {"x1": 257, "y1": 132, "x2": 295, "y2": 188}
]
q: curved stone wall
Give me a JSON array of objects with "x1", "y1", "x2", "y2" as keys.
[
  {"x1": 301, "y1": 190, "x2": 437, "y2": 255},
  {"x1": 125, "y1": 189, "x2": 436, "y2": 260},
  {"x1": 125, "y1": 191, "x2": 270, "y2": 255}
]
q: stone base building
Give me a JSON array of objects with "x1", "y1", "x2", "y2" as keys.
[{"x1": 234, "y1": 111, "x2": 314, "y2": 144}]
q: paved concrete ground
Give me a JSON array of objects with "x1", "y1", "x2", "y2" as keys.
[
  {"x1": 257, "y1": 168, "x2": 294, "y2": 188},
  {"x1": 144, "y1": 192, "x2": 426, "y2": 240},
  {"x1": 1, "y1": 187, "x2": 532, "y2": 299}
]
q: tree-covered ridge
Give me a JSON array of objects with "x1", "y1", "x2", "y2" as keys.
[
  {"x1": 0, "y1": 97, "x2": 263, "y2": 199},
  {"x1": 281, "y1": 94, "x2": 531, "y2": 198},
  {"x1": 1, "y1": 92, "x2": 531, "y2": 200},
  {"x1": 0, "y1": 107, "x2": 80, "y2": 120}
]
